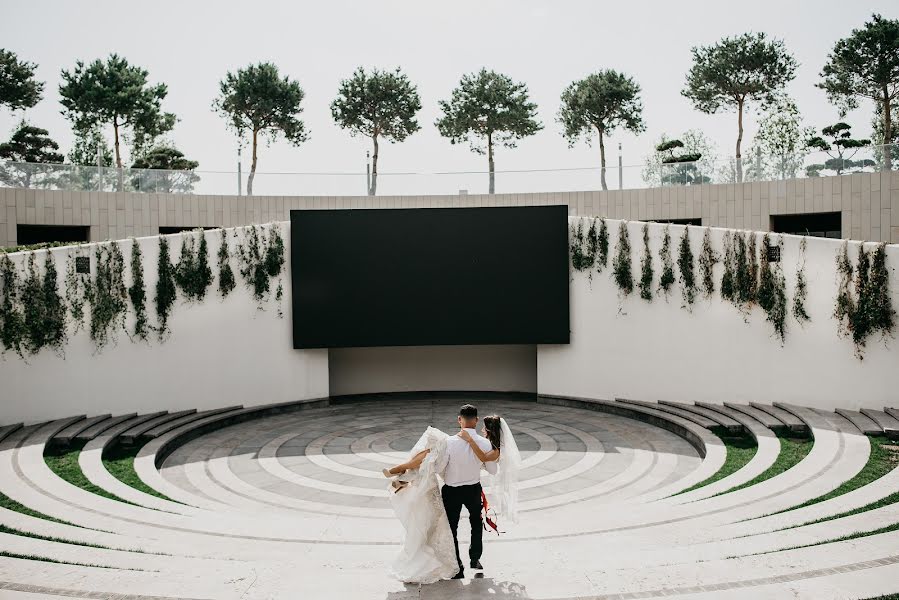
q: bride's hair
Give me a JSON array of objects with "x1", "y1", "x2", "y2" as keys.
[{"x1": 483, "y1": 415, "x2": 502, "y2": 450}]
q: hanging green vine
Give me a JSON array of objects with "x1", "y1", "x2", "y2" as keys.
[
  {"x1": 596, "y1": 218, "x2": 609, "y2": 273},
  {"x1": 677, "y1": 227, "x2": 697, "y2": 310},
  {"x1": 658, "y1": 225, "x2": 675, "y2": 298},
  {"x1": 21, "y1": 252, "x2": 67, "y2": 356},
  {"x1": 757, "y1": 234, "x2": 787, "y2": 344},
  {"x1": 639, "y1": 223, "x2": 654, "y2": 301},
  {"x1": 698, "y1": 228, "x2": 718, "y2": 300},
  {"x1": 217, "y1": 229, "x2": 236, "y2": 299},
  {"x1": 570, "y1": 220, "x2": 593, "y2": 272},
  {"x1": 21, "y1": 254, "x2": 43, "y2": 354},
  {"x1": 276, "y1": 279, "x2": 284, "y2": 318},
  {"x1": 748, "y1": 233, "x2": 759, "y2": 301},
  {"x1": 721, "y1": 231, "x2": 735, "y2": 302},
  {"x1": 265, "y1": 225, "x2": 285, "y2": 279},
  {"x1": 174, "y1": 229, "x2": 213, "y2": 302},
  {"x1": 155, "y1": 237, "x2": 177, "y2": 339},
  {"x1": 585, "y1": 218, "x2": 600, "y2": 281},
  {"x1": 612, "y1": 221, "x2": 633, "y2": 297},
  {"x1": 0, "y1": 254, "x2": 24, "y2": 357},
  {"x1": 237, "y1": 224, "x2": 286, "y2": 306},
  {"x1": 792, "y1": 238, "x2": 811, "y2": 325},
  {"x1": 834, "y1": 241, "x2": 854, "y2": 339},
  {"x1": 88, "y1": 242, "x2": 128, "y2": 351},
  {"x1": 128, "y1": 241, "x2": 149, "y2": 342},
  {"x1": 65, "y1": 250, "x2": 89, "y2": 333},
  {"x1": 41, "y1": 253, "x2": 67, "y2": 354},
  {"x1": 840, "y1": 242, "x2": 897, "y2": 358},
  {"x1": 866, "y1": 243, "x2": 896, "y2": 343},
  {"x1": 732, "y1": 232, "x2": 757, "y2": 311}
]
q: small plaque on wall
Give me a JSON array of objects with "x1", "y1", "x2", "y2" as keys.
[
  {"x1": 75, "y1": 256, "x2": 90, "y2": 274},
  {"x1": 766, "y1": 245, "x2": 781, "y2": 263}
]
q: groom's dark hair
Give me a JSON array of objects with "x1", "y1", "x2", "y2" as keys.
[{"x1": 459, "y1": 404, "x2": 478, "y2": 419}]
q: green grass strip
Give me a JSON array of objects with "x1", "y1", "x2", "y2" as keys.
[
  {"x1": 675, "y1": 432, "x2": 758, "y2": 496},
  {"x1": 0, "y1": 490, "x2": 78, "y2": 527},
  {"x1": 749, "y1": 519, "x2": 899, "y2": 557},
  {"x1": 713, "y1": 435, "x2": 813, "y2": 497},
  {"x1": 771, "y1": 440, "x2": 899, "y2": 531},
  {"x1": 43, "y1": 442, "x2": 135, "y2": 506},
  {"x1": 766, "y1": 436, "x2": 899, "y2": 517},
  {"x1": 0, "y1": 523, "x2": 108, "y2": 549},
  {"x1": 0, "y1": 523, "x2": 168, "y2": 556},
  {"x1": 102, "y1": 444, "x2": 179, "y2": 504},
  {"x1": 0, "y1": 550, "x2": 149, "y2": 571}
]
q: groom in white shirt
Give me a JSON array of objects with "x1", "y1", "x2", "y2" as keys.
[{"x1": 435, "y1": 403, "x2": 498, "y2": 580}]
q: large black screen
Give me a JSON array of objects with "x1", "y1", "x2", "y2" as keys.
[{"x1": 290, "y1": 206, "x2": 570, "y2": 348}]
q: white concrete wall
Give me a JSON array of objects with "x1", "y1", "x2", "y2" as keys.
[
  {"x1": 328, "y1": 345, "x2": 537, "y2": 397},
  {"x1": 538, "y1": 218, "x2": 899, "y2": 411},
  {"x1": 0, "y1": 224, "x2": 329, "y2": 424},
  {"x1": 3, "y1": 215, "x2": 897, "y2": 425}
]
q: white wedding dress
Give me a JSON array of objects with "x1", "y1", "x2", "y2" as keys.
[
  {"x1": 388, "y1": 420, "x2": 521, "y2": 583},
  {"x1": 388, "y1": 427, "x2": 458, "y2": 584}
]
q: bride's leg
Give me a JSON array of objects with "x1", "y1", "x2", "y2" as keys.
[{"x1": 385, "y1": 449, "x2": 430, "y2": 476}]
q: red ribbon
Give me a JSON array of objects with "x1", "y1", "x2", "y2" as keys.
[{"x1": 481, "y1": 489, "x2": 501, "y2": 535}]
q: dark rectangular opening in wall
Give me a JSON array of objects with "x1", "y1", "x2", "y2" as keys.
[
  {"x1": 647, "y1": 218, "x2": 702, "y2": 226},
  {"x1": 158, "y1": 226, "x2": 218, "y2": 234},
  {"x1": 770, "y1": 212, "x2": 841, "y2": 239},
  {"x1": 16, "y1": 225, "x2": 89, "y2": 246}
]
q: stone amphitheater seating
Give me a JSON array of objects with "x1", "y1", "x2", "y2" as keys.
[{"x1": 1, "y1": 395, "x2": 898, "y2": 599}]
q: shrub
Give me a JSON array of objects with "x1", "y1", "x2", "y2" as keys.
[
  {"x1": 639, "y1": 223, "x2": 654, "y2": 301},
  {"x1": 698, "y1": 228, "x2": 718, "y2": 299},
  {"x1": 658, "y1": 225, "x2": 675, "y2": 298},
  {"x1": 677, "y1": 227, "x2": 697, "y2": 309},
  {"x1": 612, "y1": 222, "x2": 633, "y2": 296}
]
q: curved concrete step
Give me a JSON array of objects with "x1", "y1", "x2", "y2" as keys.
[
  {"x1": 720, "y1": 402, "x2": 788, "y2": 433},
  {"x1": 72, "y1": 413, "x2": 137, "y2": 442},
  {"x1": 0, "y1": 423, "x2": 23, "y2": 445},
  {"x1": 750, "y1": 402, "x2": 808, "y2": 434},
  {"x1": 835, "y1": 409, "x2": 882, "y2": 435},
  {"x1": 860, "y1": 408, "x2": 899, "y2": 434},
  {"x1": 659, "y1": 401, "x2": 743, "y2": 433},
  {"x1": 141, "y1": 406, "x2": 243, "y2": 440},
  {"x1": 667, "y1": 403, "x2": 779, "y2": 504},
  {"x1": 51, "y1": 414, "x2": 111, "y2": 446},
  {"x1": 119, "y1": 410, "x2": 195, "y2": 445},
  {"x1": 538, "y1": 395, "x2": 726, "y2": 501},
  {"x1": 617, "y1": 398, "x2": 719, "y2": 430}
]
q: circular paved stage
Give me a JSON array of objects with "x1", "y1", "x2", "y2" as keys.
[{"x1": 160, "y1": 397, "x2": 701, "y2": 526}]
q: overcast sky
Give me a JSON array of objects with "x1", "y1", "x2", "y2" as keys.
[{"x1": 1, "y1": 1, "x2": 897, "y2": 195}]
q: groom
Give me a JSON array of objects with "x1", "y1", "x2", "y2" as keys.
[{"x1": 436, "y1": 404, "x2": 497, "y2": 580}]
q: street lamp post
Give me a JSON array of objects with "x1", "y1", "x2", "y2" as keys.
[
  {"x1": 237, "y1": 146, "x2": 242, "y2": 196},
  {"x1": 366, "y1": 151, "x2": 371, "y2": 196},
  {"x1": 618, "y1": 143, "x2": 623, "y2": 190}
]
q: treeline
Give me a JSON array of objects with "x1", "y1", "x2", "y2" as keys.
[{"x1": 0, "y1": 13, "x2": 896, "y2": 195}]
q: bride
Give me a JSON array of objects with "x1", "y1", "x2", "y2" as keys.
[{"x1": 383, "y1": 415, "x2": 521, "y2": 584}]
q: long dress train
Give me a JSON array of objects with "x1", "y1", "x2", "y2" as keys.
[{"x1": 388, "y1": 426, "x2": 459, "y2": 584}]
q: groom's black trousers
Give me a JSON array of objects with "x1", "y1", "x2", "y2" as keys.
[{"x1": 441, "y1": 482, "x2": 483, "y2": 573}]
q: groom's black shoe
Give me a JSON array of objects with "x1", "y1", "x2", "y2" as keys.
[
  {"x1": 451, "y1": 571, "x2": 464, "y2": 579},
  {"x1": 471, "y1": 560, "x2": 483, "y2": 570}
]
